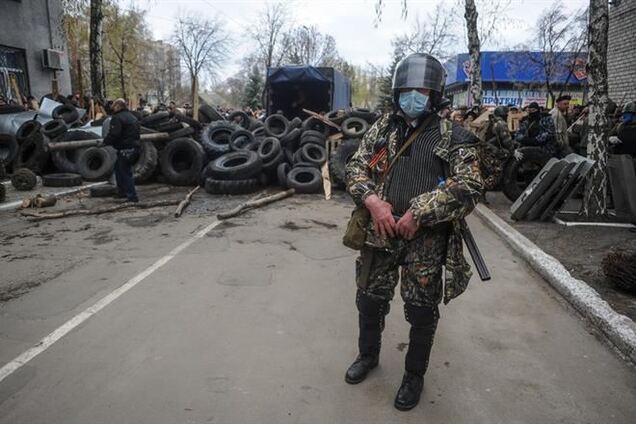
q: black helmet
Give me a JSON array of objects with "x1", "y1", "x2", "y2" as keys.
[
  {"x1": 392, "y1": 53, "x2": 446, "y2": 110},
  {"x1": 494, "y1": 106, "x2": 509, "y2": 119},
  {"x1": 623, "y1": 101, "x2": 636, "y2": 114}
]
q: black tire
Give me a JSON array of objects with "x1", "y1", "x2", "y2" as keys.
[
  {"x1": 287, "y1": 166, "x2": 322, "y2": 194},
  {"x1": 300, "y1": 143, "x2": 327, "y2": 167},
  {"x1": 341, "y1": 117, "x2": 369, "y2": 138},
  {"x1": 209, "y1": 150, "x2": 262, "y2": 180},
  {"x1": 282, "y1": 147, "x2": 293, "y2": 163},
  {"x1": 228, "y1": 111, "x2": 251, "y2": 129},
  {"x1": 174, "y1": 112, "x2": 202, "y2": 130},
  {"x1": 201, "y1": 121, "x2": 239, "y2": 159},
  {"x1": 11, "y1": 168, "x2": 38, "y2": 191},
  {"x1": 326, "y1": 109, "x2": 347, "y2": 124},
  {"x1": 280, "y1": 128, "x2": 301, "y2": 147},
  {"x1": 302, "y1": 117, "x2": 330, "y2": 137},
  {"x1": 77, "y1": 147, "x2": 116, "y2": 181},
  {"x1": 264, "y1": 114, "x2": 290, "y2": 138},
  {"x1": 252, "y1": 126, "x2": 266, "y2": 140},
  {"x1": 199, "y1": 104, "x2": 225, "y2": 124},
  {"x1": 14, "y1": 136, "x2": 49, "y2": 173},
  {"x1": 348, "y1": 107, "x2": 377, "y2": 123},
  {"x1": 204, "y1": 177, "x2": 261, "y2": 195},
  {"x1": 90, "y1": 184, "x2": 118, "y2": 197},
  {"x1": 42, "y1": 173, "x2": 82, "y2": 187},
  {"x1": 41, "y1": 119, "x2": 68, "y2": 139},
  {"x1": 0, "y1": 183, "x2": 5, "y2": 203},
  {"x1": 289, "y1": 117, "x2": 303, "y2": 130},
  {"x1": 229, "y1": 129, "x2": 256, "y2": 151},
  {"x1": 133, "y1": 142, "x2": 158, "y2": 183},
  {"x1": 299, "y1": 134, "x2": 327, "y2": 148},
  {"x1": 293, "y1": 160, "x2": 321, "y2": 169},
  {"x1": 0, "y1": 134, "x2": 18, "y2": 164},
  {"x1": 51, "y1": 130, "x2": 95, "y2": 173},
  {"x1": 16, "y1": 120, "x2": 42, "y2": 144},
  {"x1": 156, "y1": 120, "x2": 184, "y2": 133},
  {"x1": 277, "y1": 162, "x2": 290, "y2": 188},
  {"x1": 330, "y1": 138, "x2": 359, "y2": 188},
  {"x1": 168, "y1": 126, "x2": 195, "y2": 140},
  {"x1": 52, "y1": 104, "x2": 80, "y2": 125},
  {"x1": 159, "y1": 137, "x2": 206, "y2": 186},
  {"x1": 502, "y1": 147, "x2": 551, "y2": 202},
  {"x1": 258, "y1": 137, "x2": 282, "y2": 162},
  {"x1": 141, "y1": 111, "x2": 170, "y2": 126}
]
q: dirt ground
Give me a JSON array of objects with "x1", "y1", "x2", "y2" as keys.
[{"x1": 486, "y1": 191, "x2": 636, "y2": 322}]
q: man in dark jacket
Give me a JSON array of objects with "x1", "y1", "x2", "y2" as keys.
[
  {"x1": 515, "y1": 101, "x2": 558, "y2": 157},
  {"x1": 103, "y1": 98, "x2": 140, "y2": 202}
]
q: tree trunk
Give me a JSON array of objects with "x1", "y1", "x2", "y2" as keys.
[
  {"x1": 464, "y1": 0, "x2": 482, "y2": 107},
  {"x1": 89, "y1": 0, "x2": 105, "y2": 99},
  {"x1": 192, "y1": 75, "x2": 199, "y2": 120},
  {"x1": 582, "y1": 0, "x2": 610, "y2": 217}
]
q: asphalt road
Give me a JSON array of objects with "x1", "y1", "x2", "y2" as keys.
[{"x1": 0, "y1": 193, "x2": 635, "y2": 424}]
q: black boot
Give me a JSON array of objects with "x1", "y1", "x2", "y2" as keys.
[
  {"x1": 394, "y1": 304, "x2": 439, "y2": 410},
  {"x1": 345, "y1": 290, "x2": 389, "y2": 384}
]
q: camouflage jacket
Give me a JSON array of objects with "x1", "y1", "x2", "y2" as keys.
[
  {"x1": 515, "y1": 114, "x2": 557, "y2": 155},
  {"x1": 345, "y1": 113, "x2": 484, "y2": 304},
  {"x1": 491, "y1": 116, "x2": 514, "y2": 155}
]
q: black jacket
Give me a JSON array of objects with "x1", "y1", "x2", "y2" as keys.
[{"x1": 103, "y1": 109, "x2": 140, "y2": 149}]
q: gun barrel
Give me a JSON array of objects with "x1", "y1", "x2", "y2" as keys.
[{"x1": 460, "y1": 219, "x2": 491, "y2": 281}]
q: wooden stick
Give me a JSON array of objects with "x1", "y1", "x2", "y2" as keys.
[
  {"x1": 217, "y1": 189, "x2": 295, "y2": 220},
  {"x1": 20, "y1": 199, "x2": 180, "y2": 221},
  {"x1": 174, "y1": 186, "x2": 200, "y2": 217},
  {"x1": 302, "y1": 108, "x2": 341, "y2": 131}
]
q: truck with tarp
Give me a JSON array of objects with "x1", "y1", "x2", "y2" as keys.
[{"x1": 264, "y1": 65, "x2": 351, "y2": 119}]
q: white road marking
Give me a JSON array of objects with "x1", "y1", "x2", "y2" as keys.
[{"x1": 0, "y1": 219, "x2": 222, "y2": 384}]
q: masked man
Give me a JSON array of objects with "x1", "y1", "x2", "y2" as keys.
[
  {"x1": 344, "y1": 53, "x2": 483, "y2": 411},
  {"x1": 515, "y1": 102, "x2": 557, "y2": 157}
]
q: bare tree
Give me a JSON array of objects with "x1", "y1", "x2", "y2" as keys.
[
  {"x1": 464, "y1": 0, "x2": 482, "y2": 106},
  {"x1": 249, "y1": 2, "x2": 290, "y2": 70},
  {"x1": 173, "y1": 15, "x2": 229, "y2": 119},
  {"x1": 393, "y1": 4, "x2": 458, "y2": 60},
  {"x1": 520, "y1": 1, "x2": 588, "y2": 104},
  {"x1": 582, "y1": 0, "x2": 610, "y2": 217},
  {"x1": 89, "y1": 0, "x2": 105, "y2": 98},
  {"x1": 281, "y1": 25, "x2": 339, "y2": 66}
]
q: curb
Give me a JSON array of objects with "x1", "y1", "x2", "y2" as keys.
[
  {"x1": 473, "y1": 204, "x2": 636, "y2": 365},
  {"x1": 0, "y1": 182, "x2": 107, "y2": 212}
]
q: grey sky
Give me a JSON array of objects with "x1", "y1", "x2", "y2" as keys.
[{"x1": 138, "y1": 0, "x2": 588, "y2": 80}]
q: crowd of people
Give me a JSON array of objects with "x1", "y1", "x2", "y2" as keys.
[{"x1": 434, "y1": 95, "x2": 636, "y2": 195}]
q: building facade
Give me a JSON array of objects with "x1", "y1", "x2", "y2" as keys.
[
  {"x1": 0, "y1": 0, "x2": 71, "y2": 101},
  {"x1": 607, "y1": 0, "x2": 636, "y2": 104},
  {"x1": 445, "y1": 51, "x2": 587, "y2": 109}
]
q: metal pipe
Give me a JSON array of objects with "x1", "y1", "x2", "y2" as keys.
[{"x1": 46, "y1": 132, "x2": 171, "y2": 151}]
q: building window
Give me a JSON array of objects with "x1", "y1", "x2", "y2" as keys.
[{"x1": 0, "y1": 45, "x2": 30, "y2": 102}]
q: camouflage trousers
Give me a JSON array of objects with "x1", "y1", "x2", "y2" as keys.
[
  {"x1": 355, "y1": 225, "x2": 449, "y2": 308},
  {"x1": 480, "y1": 143, "x2": 508, "y2": 191}
]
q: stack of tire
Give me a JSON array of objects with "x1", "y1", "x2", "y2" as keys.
[{"x1": 197, "y1": 107, "x2": 379, "y2": 196}]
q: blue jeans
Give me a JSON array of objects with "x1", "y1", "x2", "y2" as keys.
[{"x1": 114, "y1": 149, "x2": 138, "y2": 201}]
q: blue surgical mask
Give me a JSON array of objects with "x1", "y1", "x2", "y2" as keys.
[{"x1": 399, "y1": 90, "x2": 429, "y2": 118}]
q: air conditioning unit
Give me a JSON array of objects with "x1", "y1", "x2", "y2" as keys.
[{"x1": 42, "y1": 49, "x2": 64, "y2": 71}]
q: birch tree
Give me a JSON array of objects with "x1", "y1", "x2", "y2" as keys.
[
  {"x1": 89, "y1": 0, "x2": 106, "y2": 98},
  {"x1": 582, "y1": 0, "x2": 610, "y2": 216},
  {"x1": 464, "y1": 0, "x2": 482, "y2": 106},
  {"x1": 173, "y1": 15, "x2": 229, "y2": 119}
]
